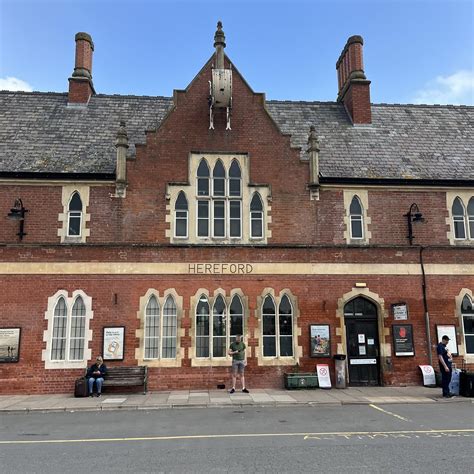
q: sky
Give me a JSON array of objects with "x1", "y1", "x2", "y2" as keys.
[{"x1": 0, "y1": 0, "x2": 473, "y2": 105}]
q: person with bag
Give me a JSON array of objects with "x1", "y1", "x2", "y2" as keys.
[
  {"x1": 87, "y1": 356, "x2": 107, "y2": 397},
  {"x1": 437, "y1": 335, "x2": 454, "y2": 398}
]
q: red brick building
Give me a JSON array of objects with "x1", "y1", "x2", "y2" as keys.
[{"x1": 0, "y1": 24, "x2": 473, "y2": 394}]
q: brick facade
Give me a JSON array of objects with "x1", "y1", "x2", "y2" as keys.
[{"x1": 0, "y1": 27, "x2": 472, "y2": 394}]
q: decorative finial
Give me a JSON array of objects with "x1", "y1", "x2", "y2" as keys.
[
  {"x1": 115, "y1": 121, "x2": 129, "y2": 148},
  {"x1": 214, "y1": 21, "x2": 226, "y2": 49},
  {"x1": 307, "y1": 125, "x2": 320, "y2": 152}
]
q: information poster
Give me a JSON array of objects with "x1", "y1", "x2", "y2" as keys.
[
  {"x1": 435, "y1": 325, "x2": 458, "y2": 355},
  {"x1": 393, "y1": 324, "x2": 415, "y2": 356},
  {"x1": 103, "y1": 327, "x2": 125, "y2": 360},
  {"x1": 0, "y1": 328, "x2": 21, "y2": 363},
  {"x1": 310, "y1": 325, "x2": 330, "y2": 357},
  {"x1": 392, "y1": 303, "x2": 408, "y2": 320}
]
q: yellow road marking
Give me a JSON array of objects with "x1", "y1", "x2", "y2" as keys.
[
  {"x1": 369, "y1": 403, "x2": 411, "y2": 422},
  {"x1": 0, "y1": 429, "x2": 473, "y2": 445}
]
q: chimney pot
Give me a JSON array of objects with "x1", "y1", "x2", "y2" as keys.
[
  {"x1": 336, "y1": 35, "x2": 371, "y2": 124},
  {"x1": 68, "y1": 32, "x2": 95, "y2": 104}
]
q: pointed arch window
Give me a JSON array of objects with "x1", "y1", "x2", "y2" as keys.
[
  {"x1": 262, "y1": 295, "x2": 277, "y2": 357},
  {"x1": 197, "y1": 159, "x2": 210, "y2": 196},
  {"x1": 212, "y1": 160, "x2": 226, "y2": 197},
  {"x1": 145, "y1": 296, "x2": 160, "y2": 359},
  {"x1": 162, "y1": 296, "x2": 177, "y2": 358},
  {"x1": 196, "y1": 293, "x2": 245, "y2": 359},
  {"x1": 213, "y1": 295, "x2": 227, "y2": 357},
  {"x1": 468, "y1": 198, "x2": 474, "y2": 240},
  {"x1": 461, "y1": 295, "x2": 474, "y2": 354},
  {"x1": 250, "y1": 193, "x2": 264, "y2": 239},
  {"x1": 67, "y1": 192, "x2": 83, "y2": 237},
  {"x1": 51, "y1": 297, "x2": 68, "y2": 360},
  {"x1": 279, "y1": 295, "x2": 293, "y2": 357},
  {"x1": 229, "y1": 160, "x2": 242, "y2": 197},
  {"x1": 452, "y1": 197, "x2": 466, "y2": 239},
  {"x1": 174, "y1": 192, "x2": 188, "y2": 238},
  {"x1": 196, "y1": 296, "x2": 210, "y2": 357},
  {"x1": 349, "y1": 196, "x2": 363, "y2": 239},
  {"x1": 69, "y1": 297, "x2": 86, "y2": 360}
]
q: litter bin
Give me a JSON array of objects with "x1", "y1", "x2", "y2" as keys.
[{"x1": 334, "y1": 354, "x2": 347, "y2": 389}]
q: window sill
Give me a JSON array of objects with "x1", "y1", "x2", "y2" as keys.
[
  {"x1": 44, "y1": 359, "x2": 88, "y2": 370},
  {"x1": 191, "y1": 358, "x2": 233, "y2": 367}
]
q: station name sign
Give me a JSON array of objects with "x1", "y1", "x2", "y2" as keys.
[{"x1": 188, "y1": 263, "x2": 254, "y2": 274}]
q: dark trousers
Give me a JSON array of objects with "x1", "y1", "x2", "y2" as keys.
[{"x1": 440, "y1": 366, "x2": 452, "y2": 396}]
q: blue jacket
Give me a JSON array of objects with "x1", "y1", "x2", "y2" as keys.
[{"x1": 87, "y1": 363, "x2": 107, "y2": 379}]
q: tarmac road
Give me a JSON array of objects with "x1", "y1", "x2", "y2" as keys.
[{"x1": 0, "y1": 402, "x2": 473, "y2": 473}]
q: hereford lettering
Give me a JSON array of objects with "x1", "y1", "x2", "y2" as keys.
[{"x1": 188, "y1": 263, "x2": 254, "y2": 274}]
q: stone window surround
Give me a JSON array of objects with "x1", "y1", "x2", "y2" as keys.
[
  {"x1": 42, "y1": 289, "x2": 93, "y2": 370},
  {"x1": 189, "y1": 288, "x2": 249, "y2": 367},
  {"x1": 255, "y1": 288, "x2": 302, "y2": 367},
  {"x1": 166, "y1": 153, "x2": 272, "y2": 244},
  {"x1": 446, "y1": 192, "x2": 473, "y2": 245},
  {"x1": 335, "y1": 287, "x2": 391, "y2": 375},
  {"x1": 58, "y1": 185, "x2": 91, "y2": 243},
  {"x1": 455, "y1": 288, "x2": 474, "y2": 363},
  {"x1": 135, "y1": 288, "x2": 185, "y2": 368},
  {"x1": 343, "y1": 189, "x2": 371, "y2": 245}
]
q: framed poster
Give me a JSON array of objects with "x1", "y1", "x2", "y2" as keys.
[
  {"x1": 310, "y1": 324, "x2": 330, "y2": 357},
  {"x1": 436, "y1": 325, "x2": 458, "y2": 356},
  {"x1": 392, "y1": 303, "x2": 408, "y2": 320},
  {"x1": 393, "y1": 324, "x2": 415, "y2": 356},
  {"x1": 0, "y1": 328, "x2": 21, "y2": 363},
  {"x1": 103, "y1": 326, "x2": 125, "y2": 361}
]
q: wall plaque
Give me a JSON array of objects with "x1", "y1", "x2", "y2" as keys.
[{"x1": 392, "y1": 303, "x2": 408, "y2": 320}]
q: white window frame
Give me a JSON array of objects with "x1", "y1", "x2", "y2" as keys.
[
  {"x1": 195, "y1": 294, "x2": 244, "y2": 360},
  {"x1": 261, "y1": 293, "x2": 294, "y2": 359},
  {"x1": 42, "y1": 290, "x2": 93, "y2": 369},
  {"x1": 461, "y1": 295, "x2": 474, "y2": 355},
  {"x1": 144, "y1": 294, "x2": 178, "y2": 360},
  {"x1": 174, "y1": 192, "x2": 188, "y2": 239},
  {"x1": 467, "y1": 198, "x2": 474, "y2": 240},
  {"x1": 229, "y1": 199, "x2": 242, "y2": 239},
  {"x1": 196, "y1": 200, "x2": 210, "y2": 238},
  {"x1": 67, "y1": 192, "x2": 83, "y2": 238},
  {"x1": 250, "y1": 193, "x2": 264, "y2": 239},
  {"x1": 452, "y1": 196, "x2": 467, "y2": 240},
  {"x1": 349, "y1": 195, "x2": 364, "y2": 240}
]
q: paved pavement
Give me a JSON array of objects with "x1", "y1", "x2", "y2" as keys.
[{"x1": 0, "y1": 386, "x2": 472, "y2": 413}]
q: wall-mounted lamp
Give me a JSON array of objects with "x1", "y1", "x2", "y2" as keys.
[
  {"x1": 7, "y1": 198, "x2": 28, "y2": 241},
  {"x1": 405, "y1": 203, "x2": 424, "y2": 245}
]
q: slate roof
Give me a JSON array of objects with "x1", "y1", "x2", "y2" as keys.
[{"x1": 0, "y1": 91, "x2": 473, "y2": 181}]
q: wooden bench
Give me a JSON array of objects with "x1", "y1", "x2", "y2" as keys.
[{"x1": 89, "y1": 366, "x2": 148, "y2": 394}]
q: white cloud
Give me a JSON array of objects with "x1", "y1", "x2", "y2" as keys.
[
  {"x1": 413, "y1": 70, "x2": 474, "y2": 105},
  {"x1": 0, "y1": 76, "x2": 33, "y2": 92}
]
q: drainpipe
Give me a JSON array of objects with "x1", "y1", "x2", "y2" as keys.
[{"x1": 419, "y1": 246, "x2": 433, "y2": 366}]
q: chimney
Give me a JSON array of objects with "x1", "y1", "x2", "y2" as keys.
[
  {"x1": 214, "y1": 21, "x2": 226, "y2": 69},
  {"x1": 114, "y1": 121, "x2": 129, "y2": 198},
  {"x1": 336, "y1": 35, "x2": 371, "y2": 124},
  {"x1": 68, "y1": 32, "x2": 95, "y2": 105}
]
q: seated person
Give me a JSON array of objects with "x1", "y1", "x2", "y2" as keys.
[{"x1": 87, "y1": 356, "x2": 107, "y2": 397}]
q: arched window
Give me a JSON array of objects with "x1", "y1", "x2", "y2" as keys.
[
  {"x1": 262, "y1": 295, "x2": 276, "y2": 357},
  {"x1": 174, "y1": 192, "x2": 188, "y2": 238},
  {"x1": 468, "y1": 198, "x2": 474, "y2": 240},
  {"x1": 69, "y1": 297, "x2": 86, "y2": 360},
  {"x1": 452, "y1": 197, "x2": 466, "y2": 239},
  {"x1": 67, "y1": 192, "x2": 83, "y2": 237},
  {"x1": 212, "y1": 160, "x2": 226, "y2": 197},
  {"x1": 197, "y1": 159, "x2": 210, "y2": 196},
  {"x1": 229, "y1": 160, "x2": 241, "y2": 197},
  {"x1": 230, "y1": 295, "x2": 243, "y2": 342},
  {"x1": 279, "y1": 295, "x2": 293, "y2": 357},
  {"x1": 145, "y1": 296, "x2": 160, "y2": 359},
  {"x1": 250, "y1": 193, "x2": 264, "y2": 238},
  {"x1": 349, "y1": 195, "x2": 363, "y2": 239},
  {"x1": 196, "y1": 296, "x2": 210, "y2": 357},
  {"x1": 162, "y1": 296, "x2": 177, "y2": 358},
  {"x1": 461, "y1": 295, "x2": 474, "y2": 354},
  {"x1": 51, "y1": 297, "x2": 68, "y2": 360},
  {"x1": 213, "y1": 295, "x2": 227, "y2": 357},
  {"x1": 196, "y1": 293, "x2": 246, "y2": 359}
]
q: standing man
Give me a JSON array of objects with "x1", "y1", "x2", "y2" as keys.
[
  {"x1": 437, "y1": 335, "x2": 454, "y2": 398},
  {"x1": 228, "y1": 335, "x2": 249, "y2": 394}
]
